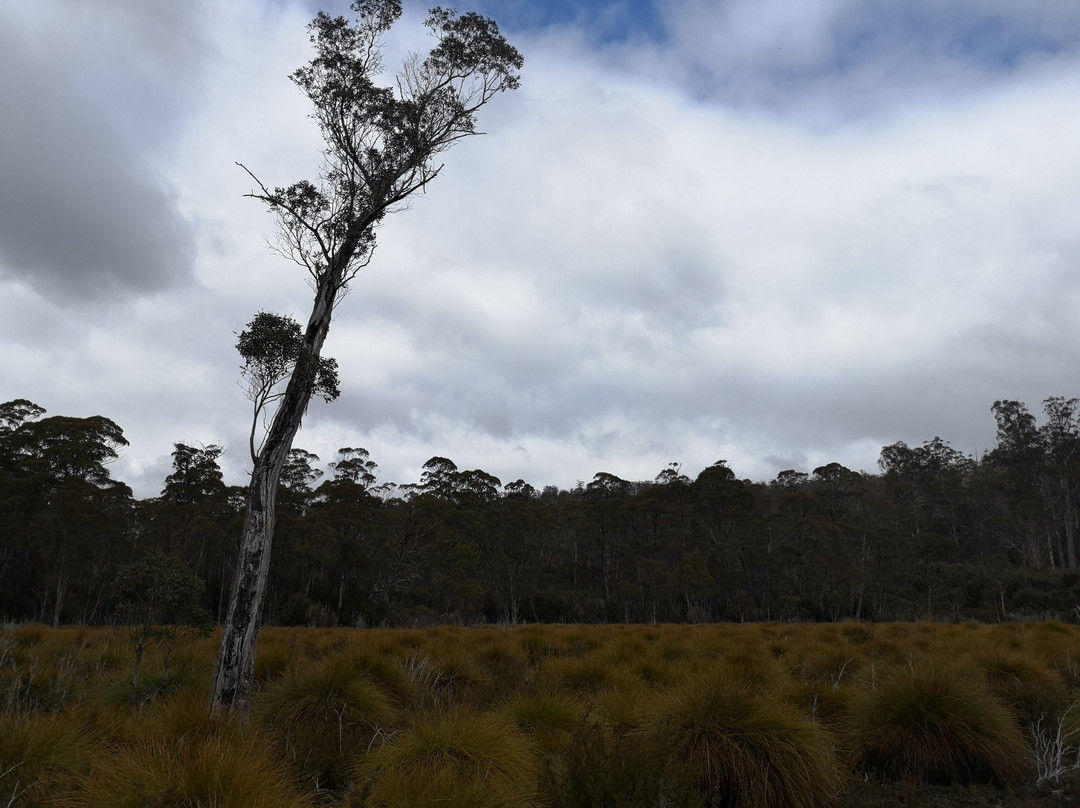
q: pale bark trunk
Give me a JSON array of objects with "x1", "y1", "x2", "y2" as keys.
[
  {"x1": 51, "y1": 549, "x2": 68, "y2": 629},
  {"x1": 1063, "y1": 481, "x2": 1077, "y2": 569},
  {"x1": 209, "y1": 454, "x2": 285, "y2": 714},
  {"x1": 211, "y1": 241, "x2": 354, "y2": 716}
]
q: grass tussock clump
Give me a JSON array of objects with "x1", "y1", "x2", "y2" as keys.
[
  {"x1": 255, "y1": 652, "x2": 400, "y2": 790},
  {"x1": 254, "y1": 632, "x2": 298, "y2": 682},
  {"x1": 473, "y1": 634, "x2": 529, "y2": 685},
  {"x1": 405, "y1": 642, "x2": 488, "y2": 702},
  {"x1": 0, "y1": 711, "x2": 89, "y2": 806},
  {"x1": 501, "y1": 688, "x2": 581, "y2": 753},
  {"x1": 780, "y1": 678, "x2": 857, "y2": 734},
  {"x1": 850, "y1": 663, "x2": 1030, "y2": 786},
  {"x1": 593, "y1": 679, "x2": 662, "y2": 731},
  {"x1": 55, "y1": 734, "x2": 310, "y2": 808},
  {"x1": 968, "y1": 648, "x2": 1072, "y2": 727},
  {"x1": 356, "y1": 708, "x2": 538, "y2": 808},
  {"x1": 15, "y1": 621, "x2": 1080, "y2": 806},
  {"x1": 147, "y1": 688, "x2": 245, "y2": 742},
  {"x1": 649, "y1": 675, "x2": 840, "y2": 808},
  {"x1": 541, "y1": 653, "x2": 638, "y2": 696},
  {"x1": 546, "y1": 718, "x2": 699, "y2": 808}
]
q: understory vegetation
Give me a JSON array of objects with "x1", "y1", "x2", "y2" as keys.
[{"x1": 5, "y1": 621, "x2": 1080, "y2": 806}]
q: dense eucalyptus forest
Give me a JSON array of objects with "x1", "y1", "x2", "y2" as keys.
[{"x1": 4, "y1": 395, "x2": 1080, "y2": 628}]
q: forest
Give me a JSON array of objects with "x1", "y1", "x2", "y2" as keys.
[{"x1": 3, "y1": 395, "x2": 1080, "y2": 629}]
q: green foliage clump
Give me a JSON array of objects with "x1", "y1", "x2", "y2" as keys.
[
  {"x1": 112, "y1": 552, "x2": 213, "y2": 703},
  {"x1": 112, "y1": 551, "x2": 212, "y2": 630}
]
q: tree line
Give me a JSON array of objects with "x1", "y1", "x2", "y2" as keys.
[{"x1": 4, "y1": 395, "x2": 1080, "y2": 628}]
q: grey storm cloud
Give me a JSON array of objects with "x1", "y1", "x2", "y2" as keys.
[
  {"x1": 5, "y1": 0, "x2": 1080, "y2": 498},
  {"x1": 0, "y1": 10, "x2": 196, "y2": 303}
]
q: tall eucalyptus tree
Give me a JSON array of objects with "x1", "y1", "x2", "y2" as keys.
[{"x1": 211, "y1": 0, "x2": 522, "y2": 714}]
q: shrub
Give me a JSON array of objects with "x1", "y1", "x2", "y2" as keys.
[
  {"x1": 356, "y1": 708, "x2": 538, "y2": 808},
  {"x1": 849, "y1": 663, "x2": 1030, "y2": 786},
  {"x1": 112, "y1": 551, "x2": 213, "y2": 703}
]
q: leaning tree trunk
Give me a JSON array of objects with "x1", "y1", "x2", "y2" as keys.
[
  {"x1": 207, "y1": 0, "x2": 521, "y2": 718},
  {"x1": 208, "y1": 432, "x2": 291, "y2": 714},
  {"x1": 210, "y1": 278, "x2": 340, "y2": 716}
]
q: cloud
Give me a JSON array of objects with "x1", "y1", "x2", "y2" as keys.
[
  {"x1": 307, "y1": 14, "x2": 1080, "y2": 488},
  {"x1": 0, "y1": 2, "x2": 200, "y2": 303},
  {"x1": 4, "y1": 0, "x2": 1080, "y2": 498}
]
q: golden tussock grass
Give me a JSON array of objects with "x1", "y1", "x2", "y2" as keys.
[
  {"x1": 647, "y1": 672, "x2": 841, "y2": 808},
  {"x1": 0, "y1": 711, "x2": 89, "y2": 806},
  {"x1": 849, "y1": 662, "x2": 1030, "y2": 786},
  {"x1": 54, "y1": 732, "x2": 311, "y2": 808},
  {"x1": 965, "y1": 645, "x2": 1072, "y2": 726},
  {"x1": 8, "y1": 620, "x2": 1080, "y2": 804},
  {"x1": 541, "y1": 653, "x2": 637, "y2": 696},
  {"x1": 255, "y1": 651, "x2": 401, "y2": 790},
  {"x1": 355, "y1": 707, "x2": 539, "y2": 808},
  {"x1": 500, "y1": 687, "x2": 582, "y2": 754}
]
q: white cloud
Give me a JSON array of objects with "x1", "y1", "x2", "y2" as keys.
[{"x1": 3, "y1": 0, "x2": 1080, "y2": 496}]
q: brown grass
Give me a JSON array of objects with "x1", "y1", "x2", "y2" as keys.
[
  {"x1": 849, "y1": 663, "x2": 1030, "y2": 786},
  {"x1": 4, "y1": 620, "x2": 1080, "y2": 806}
]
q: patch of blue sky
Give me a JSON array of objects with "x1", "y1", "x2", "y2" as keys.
[
  {"x1": 674, "y1": 2, "x2": 1080, "y2": 123},
  {"x1": 826, "y1": 3, "x2": 1080, "y2": 74},
  {"x1": 469, "y1": 0, "x2": 665, "y2": 44}
]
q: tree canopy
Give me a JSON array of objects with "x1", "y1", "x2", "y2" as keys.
[{"x1": 8, "y1": 395, "x2": 1080, "y2": 629}]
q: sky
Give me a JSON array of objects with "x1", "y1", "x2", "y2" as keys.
[{"x1": 2, "y1": 0, "x2": 1080, "y2": 499}]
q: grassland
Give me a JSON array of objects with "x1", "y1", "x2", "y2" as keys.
[{"x1": 4, "y1": 620, "x2": 1080, "y2": 806}]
